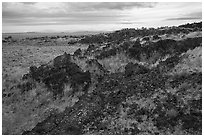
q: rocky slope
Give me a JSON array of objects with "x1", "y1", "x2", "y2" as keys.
[{"x1": 3, "y1": 22, "x2": 202, "y2": 135}]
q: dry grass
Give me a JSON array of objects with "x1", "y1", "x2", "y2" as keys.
[
  {"x1": 71, "y1": 56, "x2": 88, "y2": 71},
  {"x1": 98, "y1": 53, "x2": 149, "y2": 73},
  {"x1": 170, "y1": 46, "x2": 202, "y2": 75},
  {"x1": 98, "y1": 53, "x2": 131, "y2": 73},
  {"x1": 2, "y1": 45, "x2": 86, "y2": 134}
]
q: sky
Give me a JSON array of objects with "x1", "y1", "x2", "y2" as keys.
[{"x1": 2, "y1": 2, "x2": 202, "y2": 33}]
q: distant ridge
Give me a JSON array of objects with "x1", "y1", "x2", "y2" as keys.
[{"x1": 3, "y1": 31, "x2": 112, "y2": 36}]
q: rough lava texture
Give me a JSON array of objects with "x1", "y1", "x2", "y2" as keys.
[
  {"x1": 3, "y1": 22, "x2": 202, "y2": 135},
  {"x1": 22, "y1": 52, "x2": 91, "y2": 98}
]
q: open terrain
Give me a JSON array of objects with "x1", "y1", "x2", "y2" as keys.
[
  {"x1": 2, "y1": 44, "x2": 87, "y2": 134},
  {"x1": 2, "y1": 22, "x2": 202, "y2": 135}
]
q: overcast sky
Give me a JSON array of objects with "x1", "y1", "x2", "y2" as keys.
[{"x1": 2, "y1": 2, "x2": 202, "y2": 33}]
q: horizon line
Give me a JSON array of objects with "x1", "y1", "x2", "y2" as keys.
[{"x1": 2, "y1": 21, "x2": 202, "y2": 34}]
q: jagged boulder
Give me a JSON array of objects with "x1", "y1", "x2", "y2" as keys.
[
  {"x1": 22, "y1": 52, "x2": 91, "y2": 97},
  {"x1": 53, "y1": 52, "x2": 71, "y2": 68}
]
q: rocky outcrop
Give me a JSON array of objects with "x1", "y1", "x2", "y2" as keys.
[
  {"x1": 3, "y1": 21, "x2": 202, "y2": 135},
  {"x1": 22, "y1": 63, "x2": 202, "y2": 135},
  {"x1": 23, "y1": 94, "x2": 103, "y2": 135},
  {"x1": 22, "y1": 52, "x2": 91, "y2": 97}
]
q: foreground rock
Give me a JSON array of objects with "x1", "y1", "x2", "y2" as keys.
[
  {"x1": 22, "y1": 52, "x2": 91, "y2": 97},
  {"x1": 22, "y1": 57, "x2": 202, "y2": 134},
  {"x1": 23, "y1": 93, "x2": 103, "y2": 135}
]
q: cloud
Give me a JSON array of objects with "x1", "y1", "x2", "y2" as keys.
[
  {"x1": 166, "y1": 17, "x2": 201, "y2": 21},
  {"x1": 3, "y1": 11, "x2": 124, "y2": 26},
  {"x1": 166, "y1": 11, "x2": 202, "y2": 21},
  {"x1": 4, "y1": 2, "x2": 153, "y2": 26},
  {"x1": 68, "y1": 2, "x2": 156, "y2": 11},
  {"x1": 119, "y1": 21, "x2": 144, "y2": 24},
  {"x1": 187, "y1": 11, "x2": 202, "y2": 18},
  {"x1": 2, "y1": 2, "x2": 156, "y2": 18},
  {"x1": 21, "y1": 2, "x2": 37, "y2": 5},
  {"x1": 2, "y1": 2, "x2": 202, "y2": 33}
]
